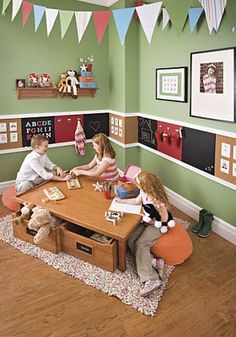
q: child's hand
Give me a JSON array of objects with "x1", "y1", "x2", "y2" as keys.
[
  {"x1": 73, "y1": 169, "x2": 82, "y2": 177},
  {"x1": 56, "y1": 167, "x2": 65, "y2": 178}
]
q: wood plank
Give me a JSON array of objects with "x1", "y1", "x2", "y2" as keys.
[{"x1": 0, "y1": 200, "x2": 235, "y2": 337}]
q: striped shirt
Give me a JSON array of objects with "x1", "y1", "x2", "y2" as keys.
[{"x1": 95, "y1": 155, "x2": 120, "y2": 181}]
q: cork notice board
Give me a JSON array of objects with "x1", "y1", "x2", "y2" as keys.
[
  {"x1": 0, "y1": 118, "x2": 22, "y2": 150},
  {"x1": 215, "y1": 135, "x2": 236, "y2": 185}
]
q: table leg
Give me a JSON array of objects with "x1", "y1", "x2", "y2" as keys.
[{"x1": 118, "y1": 239, "x2": 126, "y2": 271}]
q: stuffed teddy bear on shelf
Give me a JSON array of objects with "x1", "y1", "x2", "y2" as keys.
[
  {"x1": 142, "y1": 203, "x2": 175, "y2": 234},
  {"x1": 66, "y1": 69, "x2": 79, "y2": 99},
  {"x1": 28, "y1": 73, "x2": 39, "y2": 87},
  {"x1": 27, "y1": 206, "x2": 62, "y2": 244},
  {"x1": 39, "y1": 73, "x2": 51, "y2": 87},
  {"x1": 57, "y1": 73, "x2": 67, "y2": 95}
]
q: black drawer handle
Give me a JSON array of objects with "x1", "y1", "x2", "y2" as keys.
[
  {"x1": 26, "y1": 227, "x2": 37, "y2": 236},
  {"x1": 76, "y1": 242, "x2": 93, "y2": 255}
]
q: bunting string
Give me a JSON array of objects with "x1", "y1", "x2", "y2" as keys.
[{"x1": 1, "y1": 0, "x2": 228, "y2": 45}]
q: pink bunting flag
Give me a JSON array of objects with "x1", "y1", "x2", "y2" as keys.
[
  {"x1": 93, "y1": 10, "x2": 112, "y2": 45},
  {"x1": 22, "y1": 1, "x2": 33, "y2": 27}
]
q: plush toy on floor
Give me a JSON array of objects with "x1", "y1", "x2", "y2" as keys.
[
  {"x1": 143, "y1": 203, "x2": 175, "y2": 233},
  {"x1": 13, "y1": 203, "x2": 35, "y2": 224},
  {"x1": 27, "y1": 206, "x2": 62, "y2": 244}
]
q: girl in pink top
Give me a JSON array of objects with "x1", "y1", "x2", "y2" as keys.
[{"x1": 70, "y1": 133, "x2": 119, "y2": 181}]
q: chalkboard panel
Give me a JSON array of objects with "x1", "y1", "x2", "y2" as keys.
[
  {"x1": 21, "y1": 116, "x2": 55, "y2": 147},
  {"x1": 84, "y1": 113, "x2": 109, "y2": 139},
  {"x1": 138, "y1": 117, "x2": 157, "y2": 149},
  {"x1": 182, "y1": 127, "x2": 216, "y2": 175}
]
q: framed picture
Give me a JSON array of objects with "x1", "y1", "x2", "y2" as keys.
[
  {"x1": 190, "y1": 47, "x2": 236, "y2": 123},
  {"x1": 156, "y1": 67, "x2": 187, "y2": 102},
  {"x1": 16, "y1": 79, "x2": 25, "y2": 88}
]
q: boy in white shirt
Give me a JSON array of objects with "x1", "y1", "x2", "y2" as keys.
[{"x1": 16, "y1": 134, "x2": 70, "y2": 194}]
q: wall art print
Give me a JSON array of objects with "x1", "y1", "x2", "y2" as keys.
[
  {"x1": 156, "y1": 67, "x2": 187, "y2": 102},
  {"x1": 190, "y1": 47, "x2": 236, "y2": 123}
]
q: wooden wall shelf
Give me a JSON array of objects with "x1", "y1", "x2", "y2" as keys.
[
  {"x1": 60, "y1": 88, "x2": 98, "y2": 98},
  {"x1": 17, "y1": 87, "x2": 58, "y2": 99},
  {"x1": 16, "y1": 87, "x2": 98, "y2": 99}
]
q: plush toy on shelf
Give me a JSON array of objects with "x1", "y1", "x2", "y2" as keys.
[
  {"x1": 28, "y1": 73, "x2": 39, "y2": 87},
  {"x1": 66, "y1": 69, "x2": 79, "y2": 99},
  {"x1": 143, "y1": 203, "x2": 176, "y2": 234},
  {"x1": 27, "y1": 206, "x2": 62, "y2": 244},
  {"x1": 39, "y1": 73, "x2": 51, "y2": 87},
  {"x1": 57, "y1": 73, "x2": 67, "y2": 95}
]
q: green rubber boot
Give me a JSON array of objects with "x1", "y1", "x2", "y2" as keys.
[
  {"x1": 191, "y1": 209, "x2": 208, "y2": 234},
  {"x1": 198, "y1": 212, "x2": 214, "y2": 238}
]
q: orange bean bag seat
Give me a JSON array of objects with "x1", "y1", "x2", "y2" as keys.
[
  {"x1": 2, "y1": 186, "x2": 20, "y2": 212},
  {"x1": 151, "y1": 222, "x2": 193, "y2": 265}
]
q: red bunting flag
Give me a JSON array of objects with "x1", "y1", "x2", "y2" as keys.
[
  {"x1": 93, "y1": 10, "x2": 112, "y2": 45},
  {"x1": 22, "y1": 1, "x2": 33, "y2": 27}
]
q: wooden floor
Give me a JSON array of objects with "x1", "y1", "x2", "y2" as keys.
[{"x1": 0, "y1": 201, "x2": 235, "y2": 337}]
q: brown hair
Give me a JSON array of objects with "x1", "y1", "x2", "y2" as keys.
[
  {"x1": 31, "y1": 134, "x2": 49, "y2": 149},
  {"x1": 135, "y1": 171, "x2": 169, "y2": 208},
  {"x1": 92, "y1": 133, "x2": 116, "y2": 160}
]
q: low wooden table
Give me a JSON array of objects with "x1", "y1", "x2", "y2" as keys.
[{"x1": 15, "y1": 176, "x2": 141, "y2": 271}]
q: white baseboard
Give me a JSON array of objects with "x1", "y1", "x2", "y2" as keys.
[
  {"x1": 166, "y1": 187, "x2": 236, "y2": 245},
  {"x1": 0, "y1": 180, "x2": 235, "y2": 245},
  {"x1": 0, "y1": 180, "x2": 15, "y2": 195}
]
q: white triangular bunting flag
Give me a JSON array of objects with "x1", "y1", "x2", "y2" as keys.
[
  {"x1": 12, "y1": 0, "x2": 23, "y2": 21},
  {"x1": 162, "y1": 8, "x2": 170, "y2": 31},
  {"x1": 136, "y1": 2, "x2": 163, "y2": 44},
  {"x1": 199, "y1": 0, "x2": 227, "y2": 32},
  {"x1": 75, "y1": 11, "x2": 92, "y2": 43},
  {"x1": 45, "y1": 8, "x2": 58, "y2": 36}
]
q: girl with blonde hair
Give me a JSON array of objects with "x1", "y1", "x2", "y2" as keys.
[
  {"x1": 70, "y1": 133, "x2": 119, "y2": 181},
  {"x1": 116, "y1": 171, "x2": 169, "y2": 297}
]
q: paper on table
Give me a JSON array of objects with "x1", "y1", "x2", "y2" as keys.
[{"x1": 109, "y1": 199, "x2": 142, "y2": 215}]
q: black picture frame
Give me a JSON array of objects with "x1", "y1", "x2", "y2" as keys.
[
  {"x1": 156, "y1": 67, "x2": 187, "y2": 102},
  {"x1": 190, "y1": 47, "x2": 236, "y2": 123},
  {"x1": 16, "y1": 79, "x2": 25, "y2": 88}
]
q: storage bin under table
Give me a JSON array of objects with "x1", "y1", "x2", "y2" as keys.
[
  {"x1": 12, "y1": 213, "x2": 61, "y2": 254},
  {"x1": 60, "y1": 223, "x2": 118, "y2": 272}
]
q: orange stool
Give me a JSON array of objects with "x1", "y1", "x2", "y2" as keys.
[
  {"x1": 151, "y1": 222, "x2": 193, "y2": 265},
  {"x1": 2, "y1": 186, "x2": 20, "y2": 212}
]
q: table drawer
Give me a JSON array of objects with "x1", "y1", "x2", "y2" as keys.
[
  {"x1": 60, "y1": 223, "x2": 118, "y2": 272},
  {"x1": 12, "y1": 214, "x2": 61, "y2": 254}
]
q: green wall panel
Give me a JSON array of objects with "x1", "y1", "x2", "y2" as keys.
[
  {"x1": 0, "y1": 0, "x2": 109, "y2": 114},
  {"x1": 138, "y1": 148, "x2": 236, "y2": 225}
]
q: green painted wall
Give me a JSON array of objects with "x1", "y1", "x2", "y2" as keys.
[
  {"x1": 0, "y1": 0, "x2": 109, "y2": 114},
  {"x1": 108, "y1": 0, "x2": 236, "y2": 225},
  {"x1": 0, "y1": 0, "x2": 236, "y2": 225}
]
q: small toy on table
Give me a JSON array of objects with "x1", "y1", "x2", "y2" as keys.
[
  {"x1": 93, "y1": 181, "x2": 104, "y2": 192},
  {"x1": 67, "y1": 178, "x2": 81, "y2": 190},
  {"x1": 105, "y1": 210, "x2": 124, "y2": 225},
  {"x1": 43, "y1": 187, "x2": 65, "y2": 201}
]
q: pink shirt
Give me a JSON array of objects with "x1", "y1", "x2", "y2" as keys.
[{"x1": 95, "y1": 155, "x2": 120, "y2": 181}]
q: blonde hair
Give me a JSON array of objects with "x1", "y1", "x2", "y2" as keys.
[
  {"x1": 135, "y1": 171, "x2": 169, "y2": 208},
  {"x1": 31, "y1": 134, "x2": 49, "y2": 149},
  {"x1": 92, "y1": 133, "x2": 116, "y2": 160}
]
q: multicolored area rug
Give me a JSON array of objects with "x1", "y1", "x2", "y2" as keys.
[{"x1": 0, "y1": 215, "x2": 189, "y2": 316}]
